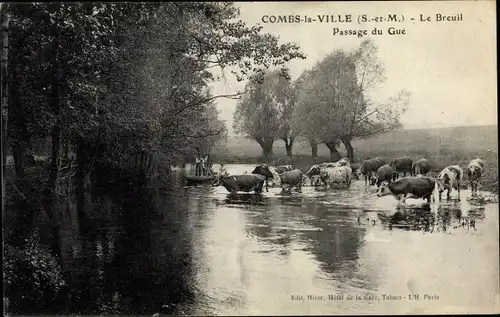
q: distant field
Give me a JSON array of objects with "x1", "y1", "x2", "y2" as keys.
[{"x1": 212, "y1": 125, "x2": 499, "y2": 192}]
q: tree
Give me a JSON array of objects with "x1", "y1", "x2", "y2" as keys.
[
  {"x1": 275, "y1": 69, "x2": 297, "y2": 156},
  {"x1": 337, "y1": 39, "x2": 410, "y2": 161},
  {"x1": 292, "y1": 70, "x2": 321, "y2": 157},
  {"x1": 293, "y1": 51, "x2": 357, "y2": 161},
  {"x1": 1, "y1": 3, "x2": 10, "y2": 215},
  {"x1": 233, "y1": 69, "x2": 293, "y2": 157},
  {"x1": 293, "y1": 40, "x2": 409, "y2": 162}
]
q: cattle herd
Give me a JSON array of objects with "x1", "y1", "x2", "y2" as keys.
[{"x1": 211, "y1": 155, "x2": 488, "y2": 205}]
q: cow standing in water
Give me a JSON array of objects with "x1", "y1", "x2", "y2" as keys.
[
  {"x1": 377, "y1": 177, "x2": 436, "y2": 205},
  {"x1": 251, "y1": 165, "x2": 292, "y2": 191},
  {"x1": 371, "y1": 164, "x2": 395, "y2": 188},
  {"x1": 390, "y1": 156, "x2": 413, "y2": 180},
  {"x1": 359, "y1": 157, "x2": 385, "y2": 185},
  {"x1": 319, "y1": 165, "x2": 352, "y2": 188},
  {"x1": 212, "y1": 174, "x2": 266, "y2": 194},
  {"x1": 305, "y1": 162, "x2": 338, "y2": 186},
  {"x1": 435, "y1": 165, "x2": 464, "y2": 201},
  {"x1": 467, "y1": 158, "x2": 485, "y2": 195},
  {"x1": 279, "y1": 169, "x2": 304, "y2": 192},
  {"x1": 412, "y1": 158, "x2": 432, "y2": 176}
]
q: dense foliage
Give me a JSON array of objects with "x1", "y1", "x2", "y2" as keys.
[
  {"x1": 2, "y1": 2, "x2": 305, "y2": 179},
  {"x1": 1, "y1": 2, "x2": 306, "y2": 313}
]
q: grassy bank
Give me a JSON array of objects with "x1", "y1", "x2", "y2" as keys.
[{"x1": 211, "y1": 125, "x2": 499, "y2": 193}]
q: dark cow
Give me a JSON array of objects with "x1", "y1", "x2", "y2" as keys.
[
  {"x1": 390, "y1": 156, "x2": 413, "y2": 181},
  {"x1": 251, "y1": 165, "x2": 292, "y2": 191},
  {"x1": 360, "y1": 157, "x2": 385, "y2": 185},
  {"x1": 212, "y1": 174, "x2": 266, "y2": 194},
  {"x1": 412, "y1": 158, "x2": 432, "y2": 176},
  {"x1": 280, "y1": 169, "x2": 304, "y2": 192},
  {"x1": 350, "y1": 162, "x2": 361, "y2": 180},
  {"x1": 371, "y1": 164, "x2": 395, "y2": 187},
  {"x1": 377, "y1": 177, "x2": 436, "y2": 204},
  {"x1": 467, "y1": 158, "x2": 485, "y2": 195}
]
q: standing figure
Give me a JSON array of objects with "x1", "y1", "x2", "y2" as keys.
[
  {"x1": 201, "y1": 154, "x2": 208, "y2": 176},
  {"x1": 206, "y1": 154, "x2": 213, "y2": 175},
  {"x1": 219, "y1": 163, "x2": 228, "y2": 177},
  {"x1": 195, "y1": 154, "x2": 203, "y2": 176}
]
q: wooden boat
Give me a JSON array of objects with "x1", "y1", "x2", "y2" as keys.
[{"x1": 183, "y1": 174, "x2": 216, "y2": 186}]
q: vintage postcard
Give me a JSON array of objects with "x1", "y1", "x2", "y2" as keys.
[{"x1": 1, "y1": 1, "x2": 498, "y2": 316}]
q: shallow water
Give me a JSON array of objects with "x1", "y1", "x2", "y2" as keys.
[{"x1": 13, "y1": 164, "x2": 499, "y2": 315}]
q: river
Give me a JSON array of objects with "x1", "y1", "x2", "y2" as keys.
[{"x1": 9, "y1": 164, "x2": 500, "y2": 315}]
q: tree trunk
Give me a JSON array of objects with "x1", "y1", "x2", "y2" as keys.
[
  {"x1": 44, "y1": 35, "x2": 63, "y2": 215},
  {"x1": 310, "y1": 141, "x2": 318, "y2": 157},
  {"x1": 284, "y1": 137, "x2": 294, "y2": 157},
  {"x1": 256, "y1": 137, "x2": 274, "y2": 157},
  {"x1": 1, "y1": 3, "x2": 10, "y2": 219},
  {"x1": 11, "y1": 141, "x2": 25, "y2": 177},
  {"x1": 9, "y1": 81, "x2": 29, "y2": 177},
  {"x1": 341, "y1": 137, "x2": 354, "y2": 162},
  {"x1": 324, "y1": 141, "x2": 341, "y2": 161},
  {"x1": 75, "y1": 137, "x2": 88, "y2": 231}
]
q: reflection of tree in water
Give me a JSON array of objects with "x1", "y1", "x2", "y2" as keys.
[
  {"x1": 244, "y1": 198, "x2": 364, "y2": 285},
  {"x1": 377, "y1": 204, "x2": 484, "y2": 233},
  {"x1": 40, "y1": 182, "x2": 197, "y2": 316},
  {"x1": 104, "y1": 185, "x2": 195, "y2": 315},
  {"x1": 243, "y1": 202, "x2": 294, "y2": 248},
  {"x1": 300, "y1": 202, "x2": 363, "y2": 284}
]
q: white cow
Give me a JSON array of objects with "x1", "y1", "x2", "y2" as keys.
[
  {"x1": 467, "y1": 158, "x2": 485, "y2": 195},
  {"x1": 305, "y1": 159, "x2": 350, "y2": 186},
  {"x1": 435, "y1": 165, "x2": 464, "y2": 201},
  {"x1": 320, "y1": 166, "x2": 352, "y2": 188}
]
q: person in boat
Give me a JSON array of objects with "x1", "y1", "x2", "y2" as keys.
[
  {"x1": 195, "y1": 153, "x2": 203, "y2": 176},
  {"x1": 219, "y1": 163, "x2": 229, "y2": 177},
  {"x1": 205, "y1": 154, "x2": 213, "y2": 176},
  {"x1": 201, "y1": 154, "x2": 208, "y2": 176}
]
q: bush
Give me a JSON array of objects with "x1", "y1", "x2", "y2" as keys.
[{"x1": 3, "y1": 234, "x2": 66, "y2": 314}]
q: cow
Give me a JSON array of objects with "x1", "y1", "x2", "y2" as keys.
[
  {"x1": 371, "y1": 164, "x2": 396, "y2": 188},
  {"x1": 390, "y1": 156, "x2": 413, "y2": 181},
  {"x1": 377, "y1": 177, "x2": 436, "y2": 205},
  {"x1": 251, "y1": 165, "x2": 290, "y2": 191},
  {"x1": 350, "y1": 162, "x2": 361, "y2": 180},
  {"x1": 467, "y1": 158, "x2": 485, "y2": 195},
  {"x1": 335, "y1": 157, "x2": 350, "y2": 167},
  {"x1": 359, "y1": 157, "x2": 385, "y2": 185},
  {"x1": 412, "y1": 158, "x2": 432, "y2": 176},
  {"x1": 435, "y1": 165, "x2": 463, "y2": 201},
  {"x1": 279, "y1": 169, "x2": 304, "y2": 192},
  {"x1": 319, "y1": 166, "x2": 352, "y2": 188},
  {"x1": 212, "y1": 174, "x2": 266, "y2": 194},
  {"x1": 305, "y1": 162, "x2": 337, "y2": 186}
]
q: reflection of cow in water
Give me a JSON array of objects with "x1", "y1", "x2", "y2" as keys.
[{"x1": 377, "y1": 205, "x2": 478, "y2": 234}]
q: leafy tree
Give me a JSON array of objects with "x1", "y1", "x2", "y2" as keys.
[
  {"x1": 275, "y1": 68, "x2": 297, "y2": 156},
  {"x1": 233, "y1": 69, "x2": 295, "y2": 157},
  {"x1": 294, "y1": 51, "x2": 357, "y2": 160},
  {"x1": 1, "y1": 3, "x2": 10, "y2": 213},
  {"x1": 337, "y1": 39, "x2": 410, "y2": 161},
  {"x1": 5, "y1": 2, "x2": 305, "y2": 183},
  {"x1": 292, "y1": 69, "x2": 321, "y2": 157},
  {"x1": 293, "y1": 40, "x2": 410, "y2": 161}
]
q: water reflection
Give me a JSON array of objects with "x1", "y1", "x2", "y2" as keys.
[{"x1": 5, "y1": 164, "x2": 499, "y2": 315}]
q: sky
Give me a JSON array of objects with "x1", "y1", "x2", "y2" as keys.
[{"x1": 211, "y1": 1, "x2": 497, "y2": 135}]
